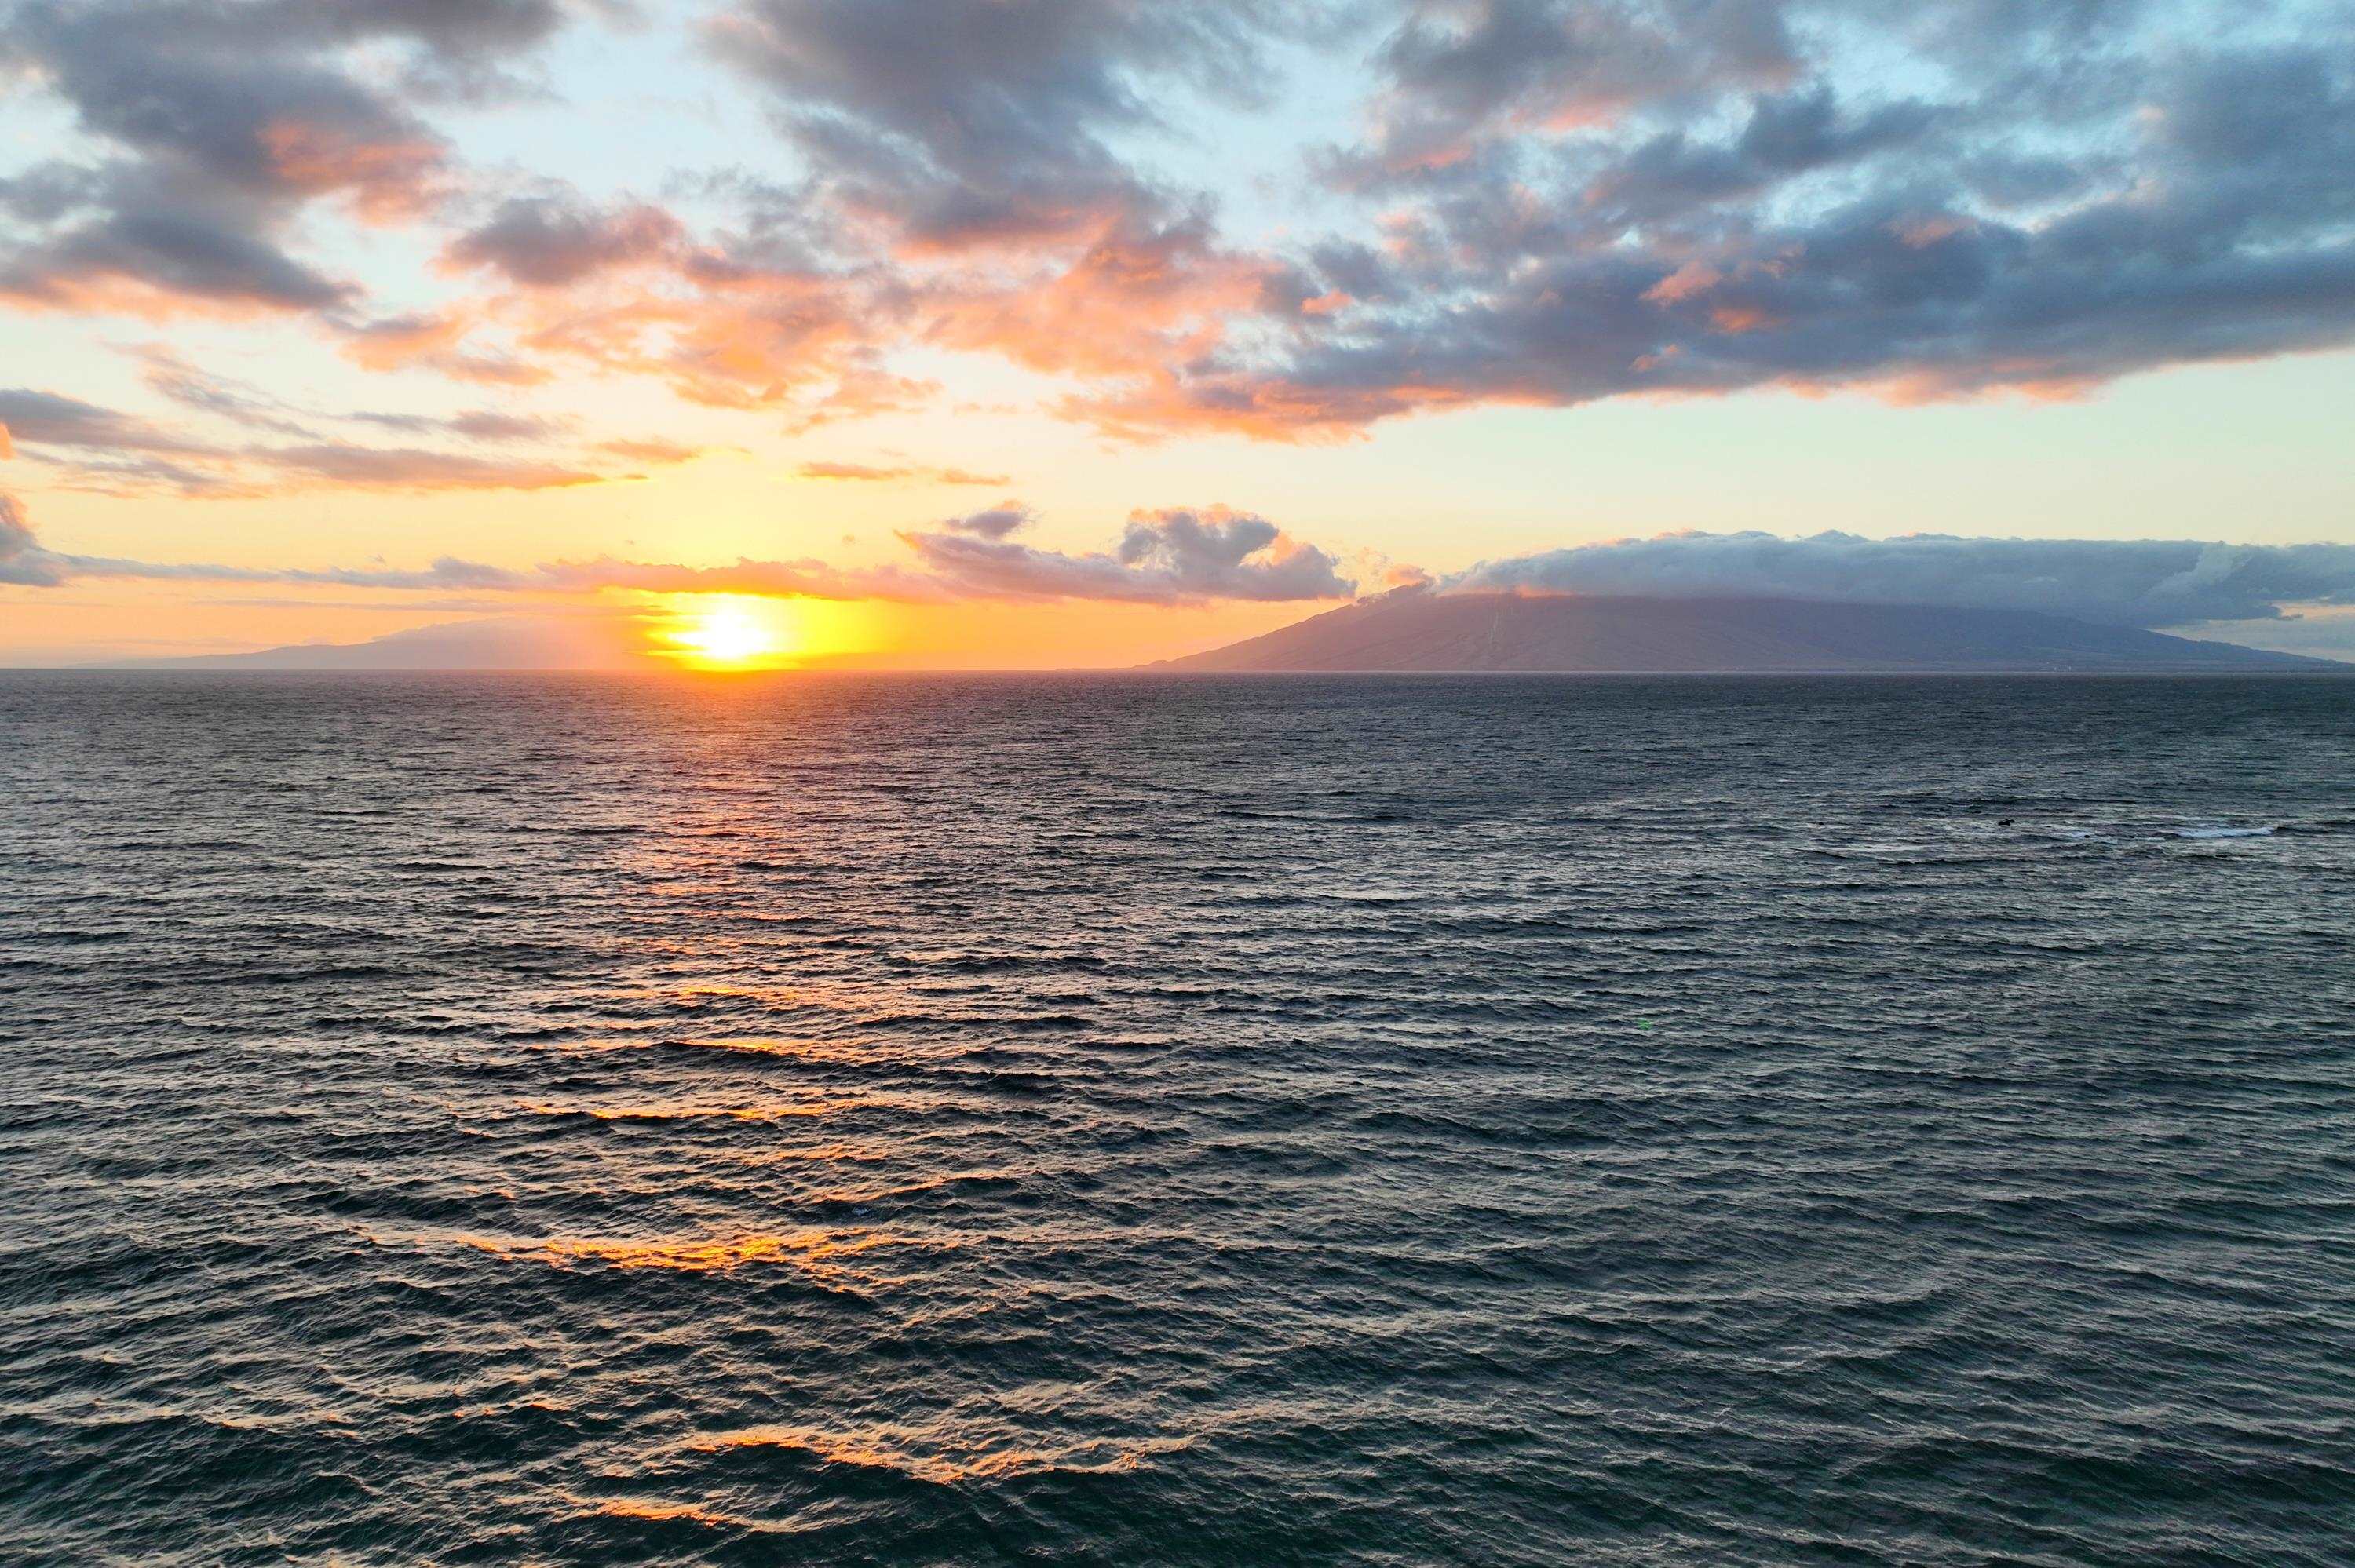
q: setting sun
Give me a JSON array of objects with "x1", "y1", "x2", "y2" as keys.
[
  {"x1": 666, "y1": 598, "x2": 780, "y2": 667},
  {"x1": 647, "y1": 593, "x2": 884, "y2": 669}
]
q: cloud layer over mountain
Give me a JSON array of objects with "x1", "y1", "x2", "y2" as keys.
[{"x1": 1448, "y1": 531, "x2": 2355, "y2": 627}]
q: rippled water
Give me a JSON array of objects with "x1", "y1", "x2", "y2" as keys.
[{"x1": 5, "y1": 672, "x2": 2353, "y2": 1566}]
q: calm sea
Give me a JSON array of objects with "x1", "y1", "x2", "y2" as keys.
[{"x1": 4, "y1": 673, "x2": 2353, "y2": 1565}]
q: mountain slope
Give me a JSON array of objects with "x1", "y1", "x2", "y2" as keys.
[
  {"x1": 1148, "y1": 593, "x2": 2342, "y2": 673},
  {"x1": 89, "y1": 616, "x2": 636, "y2": 671}
]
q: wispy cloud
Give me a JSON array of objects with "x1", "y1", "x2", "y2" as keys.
[
  {"x1": 797, "y1": 461, "x2": 1011, "y2": 486},
  {"x1": 0, "y1": 387, "x2": 217, "y2": 455},
  {"x1": 4, "y1": 385, "x2": 608, "y2": 494},
  {"x1": 126, "y1": 345, "x2": 319, "y2": 436},
  {"x1": 444, "y1": 192, "x2": 687, "y2": 287},
  {"x1": 256, "y1": 443, "x2": 605, "y2": 491},
  {"x1": 593, "y1": 438, "x2": 732, "y2": 465},
  {"x1": 349, "y1": 409, "x2": 572, "y2": 442}
]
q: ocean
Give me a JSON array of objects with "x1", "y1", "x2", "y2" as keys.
[{"x1": 3, "y1": 672, "x2": 2352, "y2": 1565}]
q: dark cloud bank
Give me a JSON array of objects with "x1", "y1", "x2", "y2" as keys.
[
  {"x1": 0, "y1": 0, "x2": 573, "y2": 312},
  {"x1": 1101, "y1": 0, "x2": 2355, "y2": 436}
]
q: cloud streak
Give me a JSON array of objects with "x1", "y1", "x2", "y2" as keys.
[
  {"x1": 3, "y1": 385, "x2": 611, "y2": 494},
  {"x1": 798, "y1": 461, "x2": 1011, "y2": 486},
  {"x1": 257, "y1": 443, "x2": 604, "y2": 491},
  {"x1": 0, "y1": 387, "x2": 217, "y2": 455}
]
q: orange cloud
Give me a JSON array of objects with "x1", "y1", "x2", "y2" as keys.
[
  {"x1": 338, "y1": 311, "x2": 552, "y2": 386},
  {"x1": 257, "y1": 119, "x2": 443, "y2": 223},
  {"x1": 922, "y1": 218, "x2": 1273, "y2": 380},
  {"x1": 798, "y1": 461, "x2": 1011, "y2": 486},
  {"x1": 1643, "y1": 261, "x2": 1723, "y2": 304}
]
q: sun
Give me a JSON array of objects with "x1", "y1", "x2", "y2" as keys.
[
  {"x1": 658, "y1": 596, "x2": 787, "y2": 669},
  {"x1": 647, "y1": 592, "x2": 885, "y2": 669}
]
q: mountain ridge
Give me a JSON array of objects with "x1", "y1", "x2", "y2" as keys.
[{"x1": 1146, "y1": 592, "x2": 2342, "y2": 673}]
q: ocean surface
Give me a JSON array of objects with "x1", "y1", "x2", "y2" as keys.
[{"x1": 4, "y1": 672, "x2": 2353, "y2": 1566}]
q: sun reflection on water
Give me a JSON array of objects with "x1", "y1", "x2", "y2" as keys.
[
  {"x1": 678, "y1": 1425, "x2": 1200, "y2": 1485},
  {"x1": 429, "y1": 1228, "x2": 922, "y2": 1289}
]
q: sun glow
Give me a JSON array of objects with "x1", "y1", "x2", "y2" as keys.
[
  {"x1": 649, "y1": 593, "x2": 883, "y2": 669},
  {"x1": 674, "y1": 600, "x2": 776, "y2": 665}
]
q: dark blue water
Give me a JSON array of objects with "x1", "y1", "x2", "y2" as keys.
[{"x1": 4, "y1": 673, "x2": 2353, "y2": 1565}]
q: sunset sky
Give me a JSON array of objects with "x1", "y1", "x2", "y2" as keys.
[{"x1": 4, "y1": 0, "x2": 2353, "y2": 667}]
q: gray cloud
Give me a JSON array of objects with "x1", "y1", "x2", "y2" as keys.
[
  {"x1": 309, "y1": 0, "x2": 570, "y2": 53},
  {"x1": 20, "y1": 452, "x2": 263, "y2": 500},
  {"x1": 1079, "y1": 1, "x2": 2355, "y2": 436},
  {"x1": 0, "y1": 0, "x2": 580, "y2": 315},
  {"x1": 1360, "y1": 0, "x2": 1798, "y2": 174},
  {"x1": 257, "y1": 443, "x2": 604, "y2": 490},
  {"x1": 1447, "y1": 531, "x2": 2355, "y2": 627},
  {"x1": 900, "y1": 505, "x2": 1356, "y2": 603},
  {"x1": 0, "y1": 494, "x2": 67, "y2": 585},
  {"x1": 0, "y1": 162, "x2": 356, "y2": 313},
  {"x1": 0, "y1": 384, "x2": 262, "y2": 496},
  {"x1": 2, "y1": 384, "x2": 608, "y2": 493},
  {"x1": 11, "y1": 7, "x2": 440, "y2": 206},
  {"x1": 705, "y1": 0, "x2": 1334, "y2": 250},
  {"x1": 444, "y1": 192, "x2": 685, "y2": 286},
  {"x1": 937, "y1": 505, "x2": 1032, "y2": 540},
  {"x1": 0, "y1": 387, "x2": 217, "y2": 454},
  {"x1": 349, "y1": 409, "x2": 571, "y2": 442}
]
